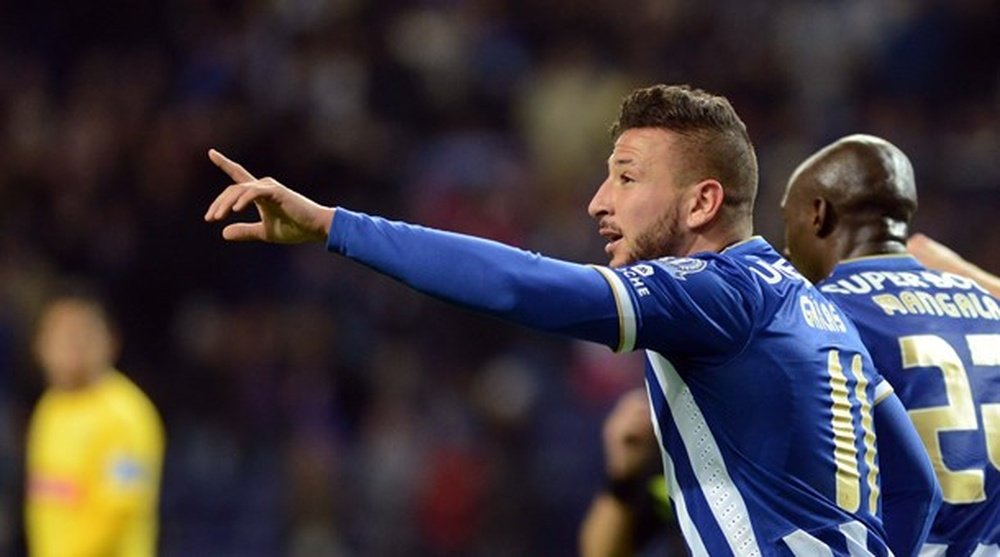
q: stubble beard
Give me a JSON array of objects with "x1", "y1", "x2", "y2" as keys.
[{"x1": 626, "y1": 205, "x2": 686, "y2": 264}]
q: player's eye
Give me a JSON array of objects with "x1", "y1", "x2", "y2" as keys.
[{"x1": 621, "y1": 174, "x2": 634, "y2": 184}]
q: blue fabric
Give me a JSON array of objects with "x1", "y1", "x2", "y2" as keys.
[
  {"x1": 874, "y1": 392, "x2": 942, "y2": 556},
  {"x1": 628, "y1": 239, "x2": 894, "y2": 556},
  {"x1": 327, "y1": 208, "x2": 619, "y2": 346},
  {"x1": 822, "y1": 255, "x2": 1000, "y2": 556},
  {"x1": 327, "y1": 210, "x2": 933, "y2": 555}
]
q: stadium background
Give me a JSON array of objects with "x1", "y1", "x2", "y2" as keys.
[{"x1": 0, "y1": 1, "x2": 998, "y2": 555}]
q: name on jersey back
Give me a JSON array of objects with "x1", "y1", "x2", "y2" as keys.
[{"x1": 820, "y1": 270, "x2": 1000, "y2": 321}]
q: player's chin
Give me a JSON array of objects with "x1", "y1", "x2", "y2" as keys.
[
  {"x1": 608, "y1": 252, "x2": 632, "y2": 269},
  {"x1": 603, "y1": 240, "x2": 628, "y2": 268}
]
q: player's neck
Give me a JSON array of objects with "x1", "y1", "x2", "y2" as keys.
[
  {"x1": 839, "y1": 220, "x2": 909, "y2": 261},
  {"x1": 682, "y1": 225, "x2": 752, "y2": 256},
  {"x1": 49, "y1": 367, "x2": 111, "y2": 392}
]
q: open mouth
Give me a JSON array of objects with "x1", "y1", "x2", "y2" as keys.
[{"x1": 599, "y1": 229, "x2": 623, "y2": 255}]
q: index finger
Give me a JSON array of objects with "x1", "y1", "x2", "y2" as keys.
[{"x1": 209, "y1": 148, "x2": 256, "y2": 182}]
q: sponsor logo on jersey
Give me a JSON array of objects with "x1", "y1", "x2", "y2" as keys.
[
  {"x1": 109, "y1": 455, "x2": 146, "y2": 486},
  {"x1": 28, "y1": 475, "x2": 81, "y2": 502},
  {"x1": 618, "y1": 265, "x2": 653, "y2": 296}
]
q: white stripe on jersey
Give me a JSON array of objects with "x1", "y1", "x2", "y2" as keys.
[
  {"x1": 592, "y1": 266, "x2": 637, "y2": 352},
  {"x1": 839, "y1": 520, "x2": 872, "y2": 557},
  {"x1": 784, "y1": 529, "x2": 835, "y2": 557},
  {"x1": 919, "y1": 544, "x2": 947, "y2": 557},
  {"x1": 874, "y1": 379, "x2": 894, "y2": 404},
  {"x1": 644, "y1": 384, "x2": 709, "y2": 557},
  {"x1": 971, "y1": 544, "x2": 1000, "y2": 557},
  {"x1": 648, "y1": 351, "x2": 761, "y2": 556},
  {"x1": 784, "y1": 524, "x2": 881, "y2": 557}
]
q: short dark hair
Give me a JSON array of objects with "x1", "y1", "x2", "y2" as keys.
[{"x1": 611, "y1": 84, "x2": 758, "y2": 222}]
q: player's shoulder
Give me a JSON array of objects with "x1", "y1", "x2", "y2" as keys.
[
  {"x1": 714, "y1": 236, "x2": 813, "y2": 297},
  {"x1": 99, "y1": 372, "x2": 163, "y2": 430},
  {"x1": 819, "y1": 254, "x2": 936, "y2": 296},
  {"x1": 648, "y1": 237, "x2": 780, "y2": 282},
  {"x1": 609, "y1": 238, "x2": 803, "y2": 314},
  {"x1": 629, "y1": 250, "x2": 762, "y2": 301},
  {"x1": 28, "y1": 390, "x2": 64, "y2": 425},
  {"x1": 100, "y1": 371, "x2": 150, "y2": 401}
]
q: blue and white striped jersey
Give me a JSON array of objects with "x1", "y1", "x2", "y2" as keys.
[
  {"x1": 820, "y1": 255, "x2": 1000, "y2": 557},
  {"x1": 596, "y1": 237, "x2": 901, "y2": 556},
  {"x1": 326, "y1": 210, "x2": 938, "y2": 556}
]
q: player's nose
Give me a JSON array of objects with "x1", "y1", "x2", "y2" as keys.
[{"x1": 588, "y1": 178, "x2": 612, "y2": 219}]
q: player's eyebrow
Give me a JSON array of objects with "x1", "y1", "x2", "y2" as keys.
[{"x1": 609, "y1": 157, "x2": 636, "y2": 167}]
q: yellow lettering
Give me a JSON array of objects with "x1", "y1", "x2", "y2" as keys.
[
  {"x1": 983, "y1": 296, "x2": 1000, "y2": 320},
  {"x1": 970, "y1": 294, "x2": 995, "y2": 320},
  {"x1": 955, "y1": 294, "x2": 978, "y2": 318},
  {"x1": 828, "y1": 350, "x2": 861, "y2": 512},
  {"x1": 872, "y1": 294, "x2": 907, "y2": 316},
  {"x1": 900, "y1": 291, "x2": 928, "y2": 315},
  {"x1": 967, "y1": 336, "x2": 1000, "y2": 475},
  {"x1": 935, "y1": 293, "x2": 961, "y2": 318},
  {"x1": 915, "y1": 291, "x2": 944, "y2": 317},
  {"x1": 900, "y1": 335, "x2": 984, "y2": 503},
  {"x1": 848, "y1": 355, "x2": 879, "y2": 514}
]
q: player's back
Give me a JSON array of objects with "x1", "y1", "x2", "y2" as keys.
[
  {"x1": 626, "y1": 238, "x2": 891, "y2": 555},
  {"x1": 820, "y1": 254, "x2": 1000, "y2": 556}
]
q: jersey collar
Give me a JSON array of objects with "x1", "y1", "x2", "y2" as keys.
[
  {"x1": 720, "y1": 235, "x2": 769, "y2": 255},
  {"x1": 828, "y1": 253, "x2": 924, "y2": 279}
]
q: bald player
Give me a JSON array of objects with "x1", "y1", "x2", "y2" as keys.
[{"x1": 782, "y1": 134, "x2": 1000, "y2": 556}]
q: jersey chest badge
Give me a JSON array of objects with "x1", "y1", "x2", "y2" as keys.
[{"x1": 654, "y1": 257, "x2": 708, "y2": 280}]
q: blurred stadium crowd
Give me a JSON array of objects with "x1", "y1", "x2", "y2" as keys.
[{"x1": 1, "y1": 1, "x2": 999, "y2": 555}]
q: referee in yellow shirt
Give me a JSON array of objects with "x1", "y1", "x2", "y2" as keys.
[{"x1": 26, "y1": 292, "x2": 164, "y2": 557}]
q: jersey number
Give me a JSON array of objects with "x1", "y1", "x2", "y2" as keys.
[
  {"x1": 899, "y1": 334, "x2": 1000, "y2": 504},
  {"x1": 828, "y1": 350, "x2": 879, "y2": 514}
]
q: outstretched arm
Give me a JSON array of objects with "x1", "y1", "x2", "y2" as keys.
[
  {"x1": 205, "y1": 150, "x2": 753, "y2": 356},
  {"x1": 907, "y1": 233, "x2": 1000, "y2": 298},
  {"x1": 205, "y1": 150, "x2": 624, "y2": 348}
]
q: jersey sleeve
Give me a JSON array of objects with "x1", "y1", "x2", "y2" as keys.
[
  {"x1": 873, "y1": 391, "x2": 942, "y2": 556},
  {"x1": 327, "y1": 208, "x2": 626, "y2": 349},
  {"x1": 328, "y1": 209, "x2": 758, "y2": 358},
  {"x1": 591, "y1": 257, "x2": 758, "y2": 359}
]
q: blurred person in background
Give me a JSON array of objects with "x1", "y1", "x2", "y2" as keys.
[
  {"x1": 908, "y1": 233, "x2": 1000, "y2": 299},
  {"x1": 205, "y1": 84, "x2": 939, "y2": 555},
  {"x1": 578, "y1": 388, "x2": 684, "y2": 557},
  {"x1": 26, "y1": 289, "x2": 164, "y2": 557},
  {"x1": 783, "y1": 134, "x2": 1000, "y2": 556}
]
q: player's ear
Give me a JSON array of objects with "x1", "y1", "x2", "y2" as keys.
[
  {"x1": 686, "y1": 179, "x2": 725, "y2": 229},
  {"x1": 814, "y1": 197, "x2": 837, "y2": 238}
]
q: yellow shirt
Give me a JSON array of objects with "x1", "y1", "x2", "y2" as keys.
[{"x1": 26, "y1": 371, "x2": 164, "y2": 557}]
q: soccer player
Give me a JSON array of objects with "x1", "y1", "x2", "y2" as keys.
[
  {"x1": 907, "y1": 233, "x2": 1000, "y2": 299},
  {"x1": 782, "y1": 134, "x2": 1000, "y2": 556},
  {"x1": 26, "y1": 291, "x2": 164, "y2": 557},
  {"x1": 205, "y1": 84, "x2": 939, "y2": 555}
]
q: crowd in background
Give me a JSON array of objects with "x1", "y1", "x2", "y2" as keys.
[{"x1": 1, "y1": 0, "x2": 999, "y2": 555}]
